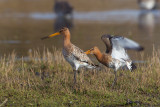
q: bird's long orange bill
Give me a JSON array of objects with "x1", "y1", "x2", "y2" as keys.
[
  {"x1": 41, "y1": 32, "x2": 61, "y2": 40},
  {"x1": 85, "y1": 50, "x2": 91, "y2": 54}
]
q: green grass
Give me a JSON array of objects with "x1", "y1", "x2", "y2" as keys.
[{"x1": 0, "y1": 47, "x2": 160, "y2": 106}]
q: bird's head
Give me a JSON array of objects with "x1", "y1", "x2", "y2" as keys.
[
  {"x1": 101, "y1": 34, "x2": 111, "y2": 44},
  {"x1": 85, "y1": 46, "x2": 99, "y2": 55},
  {"x1": 41, "y1": 27, "x2": 70, "y2": 40}
]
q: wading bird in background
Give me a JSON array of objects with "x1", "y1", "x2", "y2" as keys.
[
  {"x1": 54, "y1": 0, "x2": 73, "y2": 17},
  {"x1": 54, "y1": 14, "x2": 73, "y2": 32},
  {"x1": 138, "y1": 11, "x2": 156, "y2": 37},
  {"x1": 53, "y1": 0, "x2": 74, "y2": 32},
  {"x1": 85, "y1": 35, "x2": 142, "y2": 87},
  {"x1": 138, "y1": 0, "x2": 158, "y2": 10},
  {"x1": 41, "y1": 27, "x2": 98, "y2": 85}
]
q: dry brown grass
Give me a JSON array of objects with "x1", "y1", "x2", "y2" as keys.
[{"x1": 0, "y1": 47, "x2": 160, "y2": 106}]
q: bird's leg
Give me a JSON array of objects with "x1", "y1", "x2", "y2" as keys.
[
  {"x1": 73, "y1": 70, "x2": 77, "y2": 85},
  {"x1": 111, "y1": 70, "x2": 117, "y2": 87}
]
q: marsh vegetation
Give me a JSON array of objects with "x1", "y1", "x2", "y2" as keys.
[{"x1": 0, "y1": 47, "x2": 160, "y2": 106}]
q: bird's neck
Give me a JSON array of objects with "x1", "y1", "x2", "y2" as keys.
[
  {"x1": 105, "y1": 42, "x2": 112, "y2": 54},
  {"x1": 94, "y1": 50, "x2": 103, "y2": 62},
  {"x1": 63, "y1": 34, "x2": 71, "y2": 47}
]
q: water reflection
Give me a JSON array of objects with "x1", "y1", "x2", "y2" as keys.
[
  {"x1": 54, "y1": 16, "x2": 73, "y2": 32},
  {"x1": 0, "y1": 40, "x2": 30, "y2": 44},
  {"x1": 26, "y1": 10, "x2": 160, "y2": 24},
  {"x1": 138, "y1": 11, "x2": 156, "y2": 37}
]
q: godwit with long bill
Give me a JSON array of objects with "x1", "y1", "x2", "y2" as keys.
[
  {"x1": 85, "y1": 34, "x2": 143, "y2": 87},
  {"x1": 41, "y1": 27, "x2": 98, "y2": 85}
]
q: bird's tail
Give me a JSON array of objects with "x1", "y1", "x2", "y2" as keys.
[
  {"x1": 90, "y1": 63, "x2": 100, "y2": 68},
  {"x1": 131, "y1": 63, "x2": 137, "y2": 71},
  {"x1": 81, "y1": 60, "x2": 101, "y2": 70},
  {"x1": 125, "y1": 60, "x2": 137, "y2": 72},
  {"x1": 87, "y1": 63, "x2": 100, "y2": 70}
]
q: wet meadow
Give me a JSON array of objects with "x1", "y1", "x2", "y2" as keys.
[{"x1": 0, "y1": 0, "x2": 160, "y2": 106}]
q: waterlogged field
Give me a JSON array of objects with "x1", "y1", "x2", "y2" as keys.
[{"x1": 0, "y1": 48, "x2": 160, "y2": 106}]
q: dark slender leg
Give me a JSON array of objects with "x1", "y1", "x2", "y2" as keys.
[
  {"x1": 111, "y1": 70, "x2": 117, "y2": 87},
  {"x1": 74, "y1": 70, "x2": 77, "y2": 85}
]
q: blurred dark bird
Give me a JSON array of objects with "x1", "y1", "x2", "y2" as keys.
[
  {"x1": 54, "y1": 16, "x2": 73, "y2": 32},
  {"x1": 85, "y1": 35, "x2": 141, "y2": 87},
  {"x1": 138, "y1": 0, "x2": 158, "y2": 10},
  {"x1": 54, "y1": 0, "x2": 73, "y2": 17},
  {"x1": 41, "y1": 27, "x2": 98, "y2": 85}
]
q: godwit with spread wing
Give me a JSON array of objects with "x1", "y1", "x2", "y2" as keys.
[{"x1": 85, "y1": 35, "x2": 141, "y2": 87}]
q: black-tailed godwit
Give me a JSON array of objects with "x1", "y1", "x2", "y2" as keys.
[
  {"x1": 85, "y1": 35, "x2": 140, "y2": 87},
  {"x1": 41, "y1": 27, "x2": 97, "y2": 85}
]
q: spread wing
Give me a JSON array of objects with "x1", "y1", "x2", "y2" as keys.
[
  {"x1": 101, "y1": 34, "x2": 144, "y2": 55},
  {"x1": 110, "y1": 36, "x2": 130, "y2": 62},
  {"x1": 116, "y1": 37, "x2": 144, "y2": 51}
]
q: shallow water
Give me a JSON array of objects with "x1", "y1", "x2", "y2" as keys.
[
  {"x1": 29, "y1": 10, "x2": 160, "y2": 23},
  {"x1": 0, "y1": 9, "x2": 160, "y2": 60}
]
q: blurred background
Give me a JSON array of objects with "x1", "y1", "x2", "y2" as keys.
[{"x1": 0, "y1": 0, "x2": 160, "y2": 60}]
